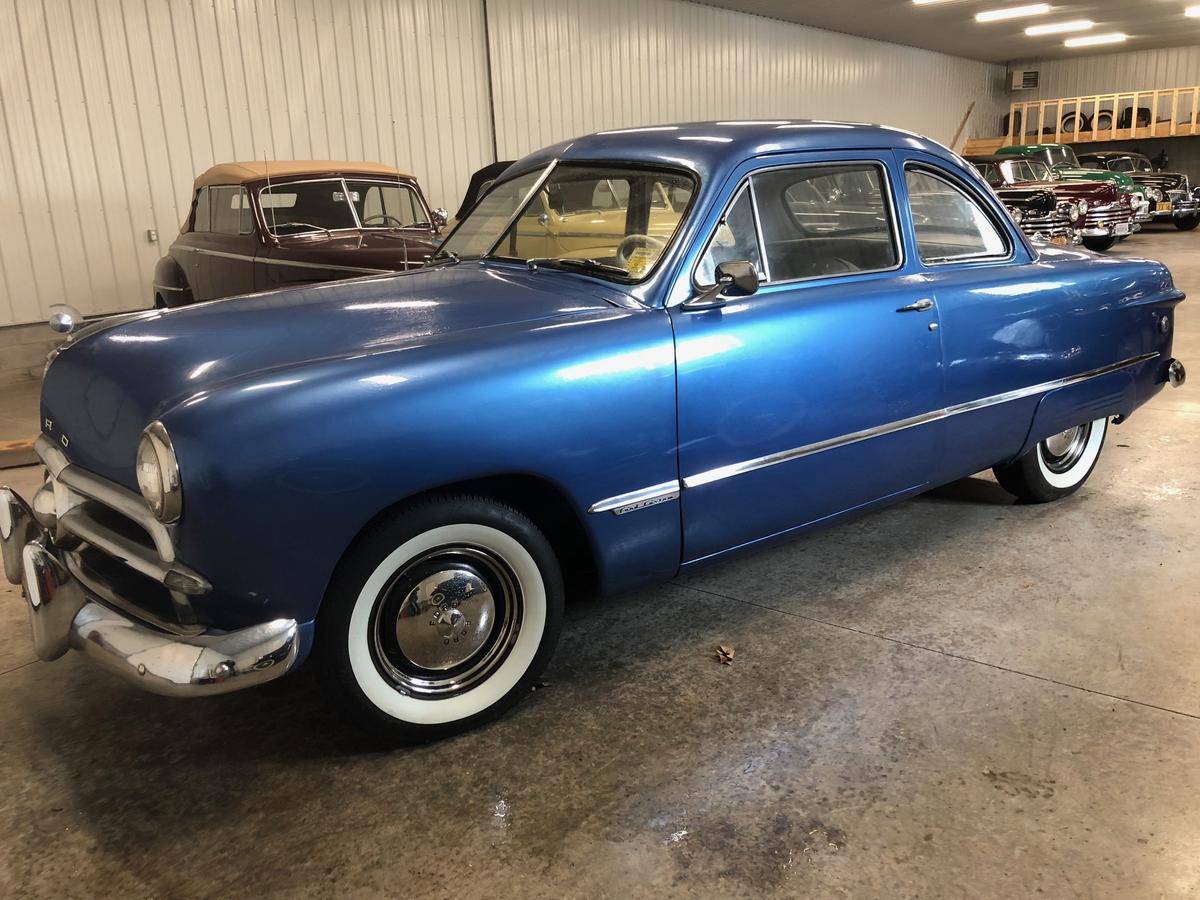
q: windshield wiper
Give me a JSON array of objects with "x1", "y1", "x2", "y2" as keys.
[{"x1": 525, "y1": 257, "x2": 629, "y2": 278}]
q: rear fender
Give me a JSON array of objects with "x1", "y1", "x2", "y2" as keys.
[
  {"x1": 152, "y1": 255, "x2": 193, "y2": 308},
  {"x1": 1013, "y1": 368, "x2": 1137, "y2": 460}
]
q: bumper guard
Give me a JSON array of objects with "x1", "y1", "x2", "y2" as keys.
[{"x1": 2, "y1": 486, "x2": 299, "y2": 697}]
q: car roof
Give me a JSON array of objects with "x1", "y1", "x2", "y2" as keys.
[
  {"x1": 1076, "y1": 150, "x2": 1142, "y2": 158},
  {"x1": 506, "y1": 120, "x2": 964, "y2": 185},
  {"x1": 194, "y1": 160, "x2": 415, "y2": 188}
]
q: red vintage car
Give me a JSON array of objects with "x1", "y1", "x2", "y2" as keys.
[
  {"x1": 967, "y1": 155, "x2": 1137, "y2": 252},
  {"x1": 153, "y1": 161, "x2": 446, "y2": 307}
]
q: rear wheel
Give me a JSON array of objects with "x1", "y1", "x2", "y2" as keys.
[
  {"x1": 1082, "y1": 235, "x2": 1117, "y2": 252},
  {"x1": 316, "y1": 495, "x2": 565, "y2": 742},
  {"x1": 1175, "y1": 215, "x2": 1199, "y2": 231},
  {"x1": 993, "y1": 417, "x2": 1108, "y2": 503}
]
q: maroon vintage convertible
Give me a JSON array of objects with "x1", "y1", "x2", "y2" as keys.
[{"x1": 153, "y1": 161, "x2": 446, "y2": 307}]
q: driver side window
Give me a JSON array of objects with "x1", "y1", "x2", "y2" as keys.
[{"x1": 696, "y1": 185, "x2": 762, "y2": 286}]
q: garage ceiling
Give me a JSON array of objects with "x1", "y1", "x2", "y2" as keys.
[{"x1": 704, "y1": 1, "x2": 1200, "y2": 63}]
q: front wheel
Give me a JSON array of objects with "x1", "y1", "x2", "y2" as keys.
[
  {"x1": 1175, "y1": 215, "x2": 1199, "y2": 231},
  {"x1": 993, "y1": 417, "x2": 1108, "y2": 503},
  {"x1": 1082, "y1": 235, "x2": 1117, "y2": 252},
  {"x1": 316, "y1": 495, "x2": 564, "y2": 742}
]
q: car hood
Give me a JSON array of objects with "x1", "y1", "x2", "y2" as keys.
[
  {"x1": 1055, "y1": 167, "x2": 1136, "y2": 189},
  {"x1": 41, "y1": 262, "x2": 631, "y2": 484},
  {"x1": 1021, "y1": 180, "x2": 1121, "y2": 202}
]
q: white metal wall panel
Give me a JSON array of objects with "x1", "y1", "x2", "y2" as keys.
[
  {"x1": 486, "y1": 0, "x2": 1006, "y2": 162},
  {"x1": 0, "y1": 0, "x2": 493, "y2": 327},
  {"x1": 1015, "y1": 46, "x2": 1200, "y2": 101},
  {"x1": 0, "y1": 0, "x2": 1003, "y2": 328}
]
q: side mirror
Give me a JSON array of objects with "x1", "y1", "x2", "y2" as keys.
[
  {"x1": 682, "y1": 260, "x2": 759, "y2": 311},
  {"x1": 432, "y1": 207, "x2": 448, "y2": 230}
]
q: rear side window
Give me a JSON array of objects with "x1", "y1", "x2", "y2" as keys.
[
  {"x1": 753, "y1": 163, "x2": 898, "y2": 281},
  {"x1": 905, "y1": 168, "x2": 1007, "y2": 264},
  {"x1": 192, "y1": 188, "x2": 210, "y2": 232}
]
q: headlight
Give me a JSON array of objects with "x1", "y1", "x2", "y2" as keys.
[
  {"x1": 136, "y1": 421, "x2": 182, "y2": 522},
  {"x1": 1146, "y1": 187, "x2": 1163, "y2": 202},
  {"x1": 1009, "y1": 207, "x2": 1024, "y2": 225},
  {"x1": 1076, "y1": 199, "x2": 1089, "y2": 216}
]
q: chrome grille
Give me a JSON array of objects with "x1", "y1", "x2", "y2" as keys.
[{"x1": 32, "y1": 436, "x2": 209, "y2": 632}]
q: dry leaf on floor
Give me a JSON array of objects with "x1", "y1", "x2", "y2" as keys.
[{"x1": 716, "y1": 645, "x2": 735, "y2": 665}]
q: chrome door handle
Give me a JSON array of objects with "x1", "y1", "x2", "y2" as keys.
[{"x1": 897, "y1": 298, "x2": 934, "y2": 313}]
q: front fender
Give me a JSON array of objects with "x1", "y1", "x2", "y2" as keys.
[{"x1": 162, "y1": 309, "x2": 681, "y2": 628}]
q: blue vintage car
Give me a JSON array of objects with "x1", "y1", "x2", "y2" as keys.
[{"x1": 1, "y1": 121, "x2": 1187, "y2": 741}]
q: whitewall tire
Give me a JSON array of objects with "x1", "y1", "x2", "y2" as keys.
[
  {"x1": 994, "y1": 417, "x2": 1108, "y2": 503},
  {"x1": 317, "y1": 496, "x2": 564, "y2": 742}
]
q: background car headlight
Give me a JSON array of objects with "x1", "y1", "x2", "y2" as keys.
[
  {"x1": 136, "y1": 421, "x2": 182, "y2": 522},
  {"x1": 1009, "y1": 207, "x2": 1024, "y2": 225},
  {"x1": 1146, "y1": 187, "x2": 1163, "y2": 203}
]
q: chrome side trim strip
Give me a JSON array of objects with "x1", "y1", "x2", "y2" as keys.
[
  {"x1": 152, "y1": 282, "x2": 186, "y2": 292},
  {"x1": 682, "y1": 352, "x2": 1159, "y2": 490},
  {"x1": 588, "y1": 480, "x2": 681, "y2": 515},
  {"x1": 183, "y1": 247, "x2": 393, "y2": 275}
]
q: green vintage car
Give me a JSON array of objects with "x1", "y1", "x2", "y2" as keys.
[{"x1": 996, "y1": 144, "x2": 1152, "y2": 227}]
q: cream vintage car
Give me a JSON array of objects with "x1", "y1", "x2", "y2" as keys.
[{"x1": 456, "y1": 163, "x2": 693, "y2": 277}]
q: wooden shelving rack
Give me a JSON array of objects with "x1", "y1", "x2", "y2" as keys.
[{"x1": 963, "y1": 85, "x2": 1200, "y2": 157}]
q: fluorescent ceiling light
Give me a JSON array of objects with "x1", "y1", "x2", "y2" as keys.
[
  {"x1": 976, "y1": 4, "x2": 1051, "y2": 23},
  {"x1": 911, "y1": 0, "x2": 958, "y2": 4},
  {"x1": 1064, "y1": 32, "x2": 1127, "y2": 47},
  {"x1": 1025, "y1": 19, "x2": 1092, "y2": 35},
  {"x1": 1187, "y1": 5, "x2": 1200, "y2": 16}
]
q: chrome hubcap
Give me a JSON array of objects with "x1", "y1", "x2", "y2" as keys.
[
  {"x1": 394, "y1": 567, "x2": 495, "y2": 670},
  {"x1": 1040, "y1": 423, "x2": 1092, "y2": 473},
  {"x1": 370, "y1": 545, "x2": 521, "y2": 698}
]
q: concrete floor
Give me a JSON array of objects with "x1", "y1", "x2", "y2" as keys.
[{"x1": 2, "y1": 229, "x2": 1198, "y2": 898}]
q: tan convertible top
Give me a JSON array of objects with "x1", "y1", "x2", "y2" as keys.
[{"x1": 194, "y1": 160, "x2": 415, "y2": 188}]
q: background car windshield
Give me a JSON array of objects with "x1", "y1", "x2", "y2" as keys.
[
  {"x1": 1045, "y1": 147, "x2": 1078, "y2": 168},
  {"x1": 1026, "y1": 160, "x2": 1052, "y2": 181},
  {"x1": 442, "y1": 163, "x2": 695, "y2": 280},
  {"x1": 260, "y1": 180, "x2": 360, "y2": 234},
  {"x1": 347, "y1": 181, "x2": 427, "y2": 228}
]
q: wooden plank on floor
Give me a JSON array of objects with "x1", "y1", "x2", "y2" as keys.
[{"x1": 0, "y1": 438, "x2": 36, "y2": 469}]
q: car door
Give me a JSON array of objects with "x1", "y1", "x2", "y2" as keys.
[
  {"x1": 199, "y1": 185, "x2": 258, "y2": 299},
  {"x1": 670, "y1": 152, "x2": 945, "y2": 563},
  {"x1": 893, "y1": 150, "x2": 1054, "y2": 482}
]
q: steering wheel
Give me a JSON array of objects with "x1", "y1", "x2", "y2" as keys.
[
  {"x1": 813, "y1": 256, "x2": 856, "y2": 276},
  {"x1": 362, "y1": 214, "x2": 406, "y2": 229},
  {"x1": 616, "y1": 233, "x2": 666, "y2": 267}
]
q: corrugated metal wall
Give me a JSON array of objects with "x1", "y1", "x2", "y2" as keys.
[
  {"x1": 0, "y1": 0, "x2": 493, "y2": 327},
  {"x1": 486, "y1": 0, "x2": 1004, "y2": 161},
  {"x1": 0, "y1": 0, "x2": 1004, "y2": 328},
  {"x1": 1013, "y1": 46, "x2": 1200, "y2": 101}
]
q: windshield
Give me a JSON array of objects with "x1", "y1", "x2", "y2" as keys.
[
  {"x1": 260, "y1": 178, "x2": 426, "y2": 235},
  {"x1": 437, "y1": 162, "x2": 696, "y2": 281},
  {"x1": 1025, "y1": 159, "x2": 1052, "y2": 181},
  {"x1": 1044, "y1": 146, "x2": 1078, "y2": 168}
]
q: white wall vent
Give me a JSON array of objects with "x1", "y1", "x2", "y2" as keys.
[{"x1": 1011, "y1": 69, "x2": 1040, "y2": 91}]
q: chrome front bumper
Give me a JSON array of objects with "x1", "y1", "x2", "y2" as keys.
[
  {"x1": 1, "y1": 485, "x2": 299, "y2": 697},
  {"x1": 1151, "y1": 198, "x2": 1200, "y2": 219}
]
